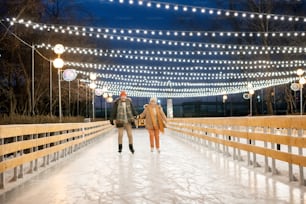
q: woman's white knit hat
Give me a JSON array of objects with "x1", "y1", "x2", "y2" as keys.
[{"x1": 150, "y1": 97, "x2": 157, "y2": 103}]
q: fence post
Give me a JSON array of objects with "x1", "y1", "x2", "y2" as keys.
[
  {"x1": 264, "y1": 127, "x2": 270, "y2": 173},
  {"x1": 270, "y1": 128, "x2": 279, "y2": 175},
  {"x1": 0, "y1": 138, "x2": 4, "y2": 189},
  {"x1": 297, "y1": 129, "x2": 305, "y2": 185},
  {"x1": 287, "y1": 129, "x2": 297, "y2": 182},
  {"x1": 34, "y1": 134, "x2": 38, "y2": 171}
]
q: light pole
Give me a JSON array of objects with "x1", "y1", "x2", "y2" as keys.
[
  {"x1": 105, "y1": 100, "x2": 107, "y2": 120},
  {"x1": 77, "y1": 79, "x2": 80, "y2": 116},
  {"x1": 95, "y1": 88, "x2": 103, "y2": 118},
  {"x1": 247, "y1": 83, "x2": 254, "y2": 116},
  {"x1": 243, "y1": 90, "x2": 254, "y2": 116},
  {"x1": 89, "y1": 73, "x2": 97, "y2": 121},
  {"x1": 249, "y1": 89, "x2": 254, "y2": 116},
  {"x1": 53, "y1": 44, "x2": 65, "y2": 122},
  {"x1": 62, "y1": 69, "x2": 77, "y2": 116},
  {"x1": 222, "y1": 94, "x2": 228, "y2": 116},
  {"x1": 85, "y1": 84, "x2": 88, "y2": 117},
  {"x1": 31, "y1": 44, "x2": 35, "y2": 116},
  {"x1": 103, "y1": 92, "x2": 113, "y2": 120},
  {"x1": 297, "y1": 68, "x2": 306, "y2": 115},
  {"x1": 49, "y1": 60, "x2": 52, "y2": 116}
]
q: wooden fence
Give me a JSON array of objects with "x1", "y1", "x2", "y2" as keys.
[
  {"x1": 167, "y1": 116, "x2": 306, "y2": 186},
  {"x1": 0, "y1": 121, "x2": 114, "y2": 192}
]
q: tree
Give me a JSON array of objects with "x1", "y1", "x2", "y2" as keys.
[
  {"x1": 0, "y1": 0, "x2": 101, "y2": 117},
  {"x1": 228, "y1": 0, "x2": 306, "y2": 114}
]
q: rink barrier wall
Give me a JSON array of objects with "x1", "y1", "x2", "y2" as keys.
[
  {"x1": 0, "y1": 121, "x2": 114, "y2": 191},
  {"x1": 167, "y1": 116, "x2": 306, "y2": 186}
]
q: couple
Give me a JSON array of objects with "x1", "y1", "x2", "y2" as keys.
[{"x1": 109, "y1": 90, "x2": 167, "y2": 154}]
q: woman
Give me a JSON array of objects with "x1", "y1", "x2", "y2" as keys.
[{"x1": 139, "y1": 97, "x2": 167, "y2": 153}]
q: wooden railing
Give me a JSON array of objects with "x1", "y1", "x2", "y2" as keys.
[
  {"x1": 167, "y1": 116, "x2": 306, "y2": 186},
  {"x1": 0, "y1": 121, "x2": 114, "y2": 191}
]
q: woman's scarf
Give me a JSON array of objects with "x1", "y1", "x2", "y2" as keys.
[{"x1": 148, "y1": 104, "x2": 165, "y2": 133}]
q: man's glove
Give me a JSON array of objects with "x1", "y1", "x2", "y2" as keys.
[{"x1": 110, "y1": 120, "x2": 114, "y2": 125}]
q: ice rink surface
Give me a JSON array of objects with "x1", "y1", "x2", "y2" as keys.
[{"x1": 1, "y1": 128, "x2": 305, "y2": 204}]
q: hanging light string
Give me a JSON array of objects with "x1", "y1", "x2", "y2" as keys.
[
  {"x1": 78, "y1": 69, "x2": 293, "y2": 88},
  {"x1": 2, "y1": 17, "x2": 304, "y2": 97},
  {"x1": 109, "y1": 0, "x2": 306, "y2": 23},
  {"x1": 5, "y1": 18, "x2": 306, "y2": 51},
  {"x1": 65, "y1": 60, "x2": 305, "y2": 72},
  {"x1": 71, "y1": 57, "x2": 299, "y2": 97},
  {"x1": 64, "y1": 59, "x2": 302, "y2": 91},
  {"x1": 87, "y1": 77, "x2": 293, "y2": 89},
  {"x1": 78, "y1": 70, "x2": 293, "y2": 98},
  {"x1": 75, "y1": 61, "x2": 297, "y2": 85},
  {"x1": 4, "y1": 17, "x2": 306, "y2": 39},
  {"x1": 76, "y1": 70, "x2": 294, "y2": 98},
  {"x1": 70, "y1": 61, "x2": 298, "y2": 87},
  {"x1": 75, "y1": 68, "x2": 295, "y2": 81},
  {"x1": 36, "y1": 43, "x2": 306, "y2": 59}
]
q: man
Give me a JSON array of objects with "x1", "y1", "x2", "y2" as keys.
[{"x1": 110, "y1": 90, "x2": 138, "y2": 154}]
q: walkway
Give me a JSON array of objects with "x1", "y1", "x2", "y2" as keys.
[{"x1": 1, "y1": 128, "x2": 305, "y2": 204}]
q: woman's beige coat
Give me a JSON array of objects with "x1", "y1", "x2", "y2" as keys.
[{"x1": 139, "y1": 104, "x2": 167, "y2": 130}]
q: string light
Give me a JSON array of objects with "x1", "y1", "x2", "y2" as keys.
[
  {"x1": 3, "y1": 17, "x2": 306, "y2": 98},
  {"x1": 64, "y1": 60, "x2": 304, "y2": 73},
  {"x1": 36, "y1": 43, "x2": 306, "y2": 58},
  {"x1": 68, "y1": 60, "x2": 298, "y2": 97},
  {"x1": 75, "y1": 69, "x2": 295, "y2": 98},
  {"x1": 107, "y1": 0, "x2": 306, "y2": 24},
  {"x1": 6, "y1": 18, "x2": 306, "y2": 41}
]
